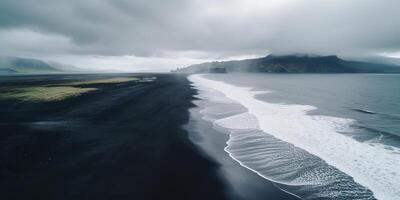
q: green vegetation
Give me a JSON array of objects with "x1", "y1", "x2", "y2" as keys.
[
  {"x1": 65, "y1": 77, "x2": 139, "y2": 86},
  {"x1": 0, "y1": 76, "x2": 141, "y2": 102},
  {"x1": 0, "y1": 86, "x2": 97, "y2": 102}
]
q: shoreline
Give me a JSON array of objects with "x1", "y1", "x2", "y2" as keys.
[
  {"x1": 185, "y1": 94, "x2": 299, "y2": 200},
  {"x1": 188, "y1": 73, "x2": 384, "y2": 200}
]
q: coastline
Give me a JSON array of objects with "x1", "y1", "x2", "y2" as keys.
[
  {"x1": 185, "y1": 84, "x2": 299, "y2": 200},
  {"x1": 188, "y1": 73, "x2": 390, "y2": 200}
]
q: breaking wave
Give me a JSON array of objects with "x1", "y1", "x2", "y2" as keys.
[{"x1": 189, "y1": 74, "x2": 400, "y2": 200}]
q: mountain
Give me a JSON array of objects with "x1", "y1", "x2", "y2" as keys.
[
  {"x1": 0, "y1": 56, "x2": 60, "y2": 74},
  {"x1": 0, "y1": 68, "x2": 18, "y2": 74},
  {"x1": 173, "y1": 55, "x2": 400, "y2": 73}
]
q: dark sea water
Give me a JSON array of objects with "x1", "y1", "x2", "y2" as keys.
[{"x1": 189, "y1": 73, "x2": 400, "y2": 200}]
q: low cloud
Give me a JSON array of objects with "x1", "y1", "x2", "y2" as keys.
[{"x1": 1, "y1": 0, "x2": 399, "y2": 70}]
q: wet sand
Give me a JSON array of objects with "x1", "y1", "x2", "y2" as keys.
[{"x1": 186, "y1": 104, "x2": 299, "y2": 200}]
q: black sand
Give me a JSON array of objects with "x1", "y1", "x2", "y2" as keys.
[{"x1": 0, "y1": 73, "x2": 297, "y2": 200}]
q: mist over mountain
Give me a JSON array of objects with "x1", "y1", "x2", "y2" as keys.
[
  {"x1": 173, "y1": 55, "x2": 400, "y2": 74},
  {"x1": 0, "y1": 56, "x2": 61, "y2": 74},
  {"x1": 0, "y1": 56, "x2": 94, "y2": 74}
]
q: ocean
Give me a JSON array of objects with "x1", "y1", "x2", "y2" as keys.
[{"x1": 189, "y1": 73, "x2": 400, "y2": 200}]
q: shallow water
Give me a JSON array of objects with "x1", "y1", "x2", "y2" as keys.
[{"x1": 189, "y1": 73, "x2": 400, "y2": 200}]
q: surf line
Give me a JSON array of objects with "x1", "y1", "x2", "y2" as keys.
[{"x1": 189, "y1": 74, "x2": 400, "y2": 200}]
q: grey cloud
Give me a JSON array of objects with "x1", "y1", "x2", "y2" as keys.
[{"x1": 1, "y1": 0, "x2": 400, "y2": 60}]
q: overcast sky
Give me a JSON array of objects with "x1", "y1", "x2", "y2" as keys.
[{"x1": 1, "y1": 0, "x2": 400, "y2": 71}]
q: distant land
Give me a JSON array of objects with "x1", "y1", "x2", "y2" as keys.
[
  {"x1": 0, "y1": 56, "x2": 62, "y2": 74},
  {"x1": 0, "y1": 56, "x2": 89, "y2": 75},
  {"x1": 173, "y1": 55, "x2": 400, "y2": 74},
  {"x1": 0, "y1": 56, "x2": 132, "y2": 75}
]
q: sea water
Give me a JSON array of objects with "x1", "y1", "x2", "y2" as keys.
[{"x1": 189, "y1": 73, "x2": 400, "y2": 200}]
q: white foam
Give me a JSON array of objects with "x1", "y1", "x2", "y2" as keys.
[
  {"x1": 189, "y1": 74, "x2": 400, "y2": 200},
  {"x1": 215, "y1": 113, "x2": 259, "y2": 130}
]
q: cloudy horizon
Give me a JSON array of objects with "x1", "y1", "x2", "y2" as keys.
[{"x1": 1, "y1": 0, "x2": 400, "y2": 71}]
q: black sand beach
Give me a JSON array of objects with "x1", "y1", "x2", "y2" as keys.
[{"x1": 0, "y1": 73, "x2": 296, "y2": 200}]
